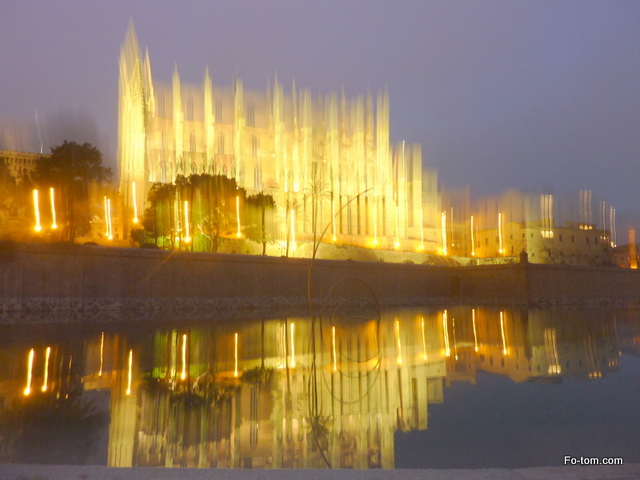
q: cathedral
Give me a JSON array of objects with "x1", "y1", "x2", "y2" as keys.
[{"x1": 118, "y1": 23, "x2": 441, "y2": 253}]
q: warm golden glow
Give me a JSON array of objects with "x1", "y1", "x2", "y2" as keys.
[
  {"x1": 443, "y1": 310, "x2": 450, "y2": 357},
  {"x1": 290, "y1": 209, "x2": 296, "y2": 251},
  {"x1": 395, "y1": 319, "x2": 402, "y2": 364},
  {"x1": 394, "y1": 205, "x2": 400, "y2": 249},
  {"x1": 373, "y1": 200, "x2": 378, "y2": 246},
  {"x1": 33, "y1": 190, "x2": 41, "y2": 232},
  {"x1": 132, "y1": 181, "x2": 139, "y2": 223},
  {"x1": 235, "y1": 195, "x2": 242, "y2": 238},
  {"x1": 472, "y1": 308, "x2": 478, "y2": 352},
  {"x1": 331, "y1": 325, "x2": 337, "y2": 372},
  {"x1": 183, "y1": 201, "x2": 191, "y2": 243},
  {"x1": 419, "y1": 209, "x2": 425, "y2": 251},
  {"x1": 421, "y1": 317, "x2": 428, "y2": 361},
  {"x1": 290, "y1": 322, "x2": 296, "y2": 367},
  {"x1": 498, "y1": 212, "x2": 503, "y2": 255},
  {"x1": 234, "y1": 332, "x2": 239, "y2": 377},
  {"x1": 107, "y1": 198, "x2": 113, "y2": 240},
  {"x1": 500, "y1": 311, "x2": 507, "y2": 355},
  {"x1": 49, "y1": 188, "x2": 57, "y2": 229},
  {"x1": 470, "y1": 215, "x2": 475, "y2": 257},
  {"x1": 441, "y1": 211, "x2": 447, "y2": 255},
  {"x1": 181, "y1": 333, "x2": 187, "y2": 380},
  {"x1": 41, "y1": 346, "x2": 51, "y2": 392},
  {"x1": 103, "y1": 196, "x2": 109, "y2": 237},
  {"x1": 24, "y1": 348, "x2": 34, "y2": 396},
  {"x1": 332, "y1": 199, "x2": 337, "y2": 242},
  {"x1": 126, "y1": 349, "x2": 133, "y2": 395},
  {"x1": 99, "y1": 332, "x2": 104, "y2": 377}
]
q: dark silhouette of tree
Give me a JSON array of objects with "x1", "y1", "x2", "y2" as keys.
[
  {"x1": 32, "y1": 141, "x2": 111, "y2": 241},
  {"x1": 246, "y1": 192, "x2": 275, "y2": 255}
]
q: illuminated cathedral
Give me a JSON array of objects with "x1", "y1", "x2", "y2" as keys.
[{"x1": 118, "y1": 22, "x2": 441, "y2": 253}]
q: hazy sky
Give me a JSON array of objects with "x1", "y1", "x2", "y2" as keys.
[{"x1": 1, "y1": 1, "x2": 639, "y2": 226}]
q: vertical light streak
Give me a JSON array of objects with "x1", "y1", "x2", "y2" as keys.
[
  {"x1": 441, "y1": 211, "x2": 447, "y2": 255},
  {"x1": 24, "y1": 348, "x2": 34, "y2": 395},
  {"x1": 66, "y1": 356, "x2": 72, "y2": 399},
  {"x1": 33, "y1": 190, "x2": 41, "y2": 232},
  {"x1": 498, "y1": 212, "x2": 503, "y2": 255},
  {"x1": 500, "y1": 311, "x2": 507, "y2": 355},
  {"x1": 236, "y1": 195, "x2": 242, "y2": 237},
  {"x1": 332, "y1": 199, "x2": 337, "y2": 242},
  {"x1": 103, "y1": 196, "x2": 109, "y2": 237},
  {"x1": 421, "y1": 317, "x2": 428, "y2": 361},
  {"x1": 183, "y1": 201, "x2": 191, "y2": 242},
  {"x1": 610, "y1": 206, "x2": 616, "y2": 247},
  {"x1": 290, "y1": 322, "x2": 296, "y2": 367},
  {"x1": 132, "y1": 181, "x2": 139, "y2": 223},
  {"x1": 41, "y1": 346, "x2": 51, "y2": 392},
  {"x1": 181, "y1": 333, "x2": 187, "y2": 380},
  {"x1": 419, "y1": 209, "x2": 425, "y2": 250},
  {"x1": 472, "y1": 308, "x2": 478, "y2": 352},
  {"x1": 49, "y1": 188, "x2": 57, "y2": 229},
  {"x1": 99, "y1": 332, "x2": 104, "y2": 377},
  {"x1": 332, "y1": 326, "x2": 337, "y2": 372},
  {"x1": 290, "y1": 209, "x2": 296, "y2": 251},
  {"x1": 395, "y1": 319, "x2": 402, "y2": 364},
  {"x1": 470, "y1": 215, "x2": 475, "y2": 256},
  {"x1": 443, "y1": 310, "x2": 450, "y2": 357},
  {"x1": 394, "y1": 205, "x2": 400, "y2": 248},
  {"x1": 234, "y1": 333, "x2": 239, "y2": 377},
  {"x1": 126, "y1": 349, "x2": 133, "y2": 395},
  {"x1": 107, "y1": 198, "x2": 113, "y2": 240},
  {"x1": 372, "y1": 200, "x2": 378, "y2": 246}
]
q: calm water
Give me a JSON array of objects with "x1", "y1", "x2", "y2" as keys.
[{"x1": 0, "y1": 306, "x2": 639, "y2": 469}]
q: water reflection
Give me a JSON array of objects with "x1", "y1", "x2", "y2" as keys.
[{"x1": 0, "y1": 307, "x2": 637, "y2": 468}]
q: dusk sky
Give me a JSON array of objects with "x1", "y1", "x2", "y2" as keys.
[{"x1": 1, "y1": 1, "x2": 639, "y2": 231}]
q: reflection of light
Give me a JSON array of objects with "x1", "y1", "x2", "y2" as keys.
[
  {"x1": 236, "y1": 195, "x2": 242, "y2": 238},
  {"x1": 49, "y1": 188, "x2": 57, "y2": 229},
  {"x1": 472, "y1": 308, "x2": 478, "y2": 352},
  {"x1": 126, "y1": 349, "x2": 133, "y2": 395},
  {"x1": 183, "y1": 201, "x2": 191, "y2": 243},
  {"x1": 181, "y1": 333, "x2": 187, "y2": 380},
  {"x1": 498, "y1": 213, "x2": 503, "y2": 255},
  {"x1": 441, "y1": 212, "x2": 447, "y2": 255},
  {"x1": 421, "y1": 317, "x2": 428, "y2": 361},
  {"x1": 33, "y1": 190, "x2": 41, "y2": 232},
  {"x1": 234, "y1": 333, "x2": 239, "y2": 377},
  {"x1": 500, "y1": 311, "x2": 507, "y2": 355},
  {"x1": 332, "y1": 326, "x2": 337, "y2": 372},
  {"x1": 290, "y1": 209, "x2": 296, "y2": 251},
  {"x1": 41, "y1": 346, "x2": 51, "y2": 392},
  {"x1": 443, "y1": 310, "x2": 450, "y2": 357},
  {"x1": 24, "y1": 348, "x2": 34, "y2": 395},
  {"x1": 132, "y1": 182, "x2": 138, "y2": 223},
  {"x1": 290, "y1": 322, "x2": 296, "y2": 367},
  {"x1": 395, "y1": 319, "x2": 402, "y2": 364},
  {"x1": 99, "y1": 332, "x2": 104, "y2": 377},
  {"x1": 470, "y1": 215, "x2": 475, "y2": 256},
  {"x1": 332, "y1": 199, "x2": 337, "y2": 242}
]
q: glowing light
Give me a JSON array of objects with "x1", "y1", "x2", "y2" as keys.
[
  {"x1": 107, "y1": 199, "x2": 113, "y2": 240},
  {"x1": 236, "y1": 195, "x2": 242, "y2": 237},
  {"x1": 419, "y1": 209, "x2": 425, "y2": 251},
  {"x1": 472, "y1": 308, "x2": 478, "y2": 352},
  {"x1": 498, "y1": 213, "x2": 503, "y2": 255},
  {"x1": 24, "y1": 348, "x2": 34, "y2": 395},
  {"x1": 443, "y1": 310, "x2": 450, "y2": 357},
  {"x1": 181, "y1": 333, "x2": 187, "y2": 380},
  {"x1": 395, "y1": 319, "x2": 403, "y2": 364},
  {"x1": 103, "y1": 196, "x2": 109, "y2": 237},
  {"x1": 373, "y1": 200, "x2": 378, "y2": 246},
  {"x1": 126, "y1": 349, "x2": 133, "y2": 395},
  {"x1": 234, "y1": 333, "x2": 239, "y2": 377},
  {"x1": 290, "y1": 322, "x2": 296, "y2": 367},
  {"x1": 394, "y1": 205, "x2": 400, "y2": 249},
  {"x1": 41, "y1": 346, "x2": 51, "y2": 392},
  {"x1": 183, "y1": 201, "x2": 191, "y2": 242},
  {"x1": 332, "y1": 199, "x2": 337, "y2": 242},
  {"x1": 421, "y1": 317, "x2": 428, "y2": 361},
  {"x1": 500, "y1": 311, "x2": 507, "y2": 355},
  {"x1": 33, "y1": 190, "x2": 41, "y2": 232},
  {"x1": 132, "y1": 182, "x2": 139, "y2": 223},
  {"x1": 441, "y1": 212, "x2": 447, "y2": 255},
  {"x1": 99, "y1": 332, "x2": 104, "y2": 377},
  {"x1": 470, "y1": 215, "x2": 475, "y2": 257},
  {"x1": 332, "y1": 326, "x2": 337, "y2": 372},
  {"x1": 290, "y1": 209, "x2": 296, "y2": 251},
  {"x1": 49, "y1": 188, "x2": 57, "y2": 229}
]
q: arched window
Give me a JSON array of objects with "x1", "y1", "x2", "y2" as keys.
[
  {"x1": 217, "y1": 133, "x2": 225, "y2": 154},
  {"x1": 250, "y1": 135, "x2": 259, "y2": 157},
  {"x1": 189, "y1": 130, "x2": 196, "y2": 153}
]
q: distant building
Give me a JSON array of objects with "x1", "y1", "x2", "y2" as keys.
[{"x1": 0, "y1": 149, "x2": 42, "y2": 178}]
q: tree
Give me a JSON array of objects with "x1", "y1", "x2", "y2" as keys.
[
  {"x1": 32, "y1": 141, "x2": 111, "y2": 241},
  {"x1": 246, "y1": 192, "x2": 275, "y2": 255}
]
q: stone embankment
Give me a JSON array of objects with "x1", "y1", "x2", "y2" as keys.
[{"x1": 1, "y1": 242, "x2": 640, "y2": 319}]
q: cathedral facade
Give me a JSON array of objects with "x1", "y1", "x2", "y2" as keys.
[{"x1": 118, "y1": 23, "x2": 441, "y2": 253}]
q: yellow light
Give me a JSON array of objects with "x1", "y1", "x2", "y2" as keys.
[
  {"x1": 103, "y1": 196, "x2": 109, "y2": 237},
  {"x1": 395, "y1": 205, "x2": 400, "y2": 249},
  {"x1": 234, "y1": 333, "x2": 239, "y2": 377},
  {"x1": 132, "y1": 181, "x2": 139, "y2": 223},
  {"x1": 183, "y1": 201, "x2": 191, "y2": 243},
  {"x1": 236, "y1": 195, "x2": 242, "y2": 237},
  {"x1": 126, "y1": 349, "x2": 133, "y2": 395},
  {"x1": 472, "y1": 308, "x2": 478, "y2": 352},
  {"x1": 421, "y1": 317, "x2": 428, "y2": 361},
  {"x1": 24, "y1": 348, "x2": 34, "y2": 395},
  {"x1": 290, "y1": 209, "x2": 296, "y2": 251},
  {"x1": 181, "y1": 333, "x2": 187, "y2": 380},
  {"x1": 470, "y1": 215, "x2": 475, "y2": 257},
  {"x1": 332, "y1": 326, "x2": 337, "y2": 372},
  {"x1": 99, "y1": 332, "x2": 104, "y2": 377},
  {"x1": 443, "y1": 310, "x2": 450, "y2": 357},
  {"x1": 107, "y1": 198, "x2": 113, "y2": 240},
  {"x1": 332, "y1": 199, "x2": 337, "y2": 242},
  {"x1": 373, "y1": 200, "x2": 378, "y2": 246},
  {"x1": 290, "y1": 322, "x2": 296, "y2": 367},
  {"x1": 395, "y1": 319, "x2": 402, "y2": 365},
  {"x1": 500, "y1": 311, "x2": 507, "y2": 355},
  {"x1": 41, "y1": 346, "x2": 51, "y2": 392},
  {"x1": 33, "y1": 190, "x2": 41, "y2": 232},
  {"x1": 419, "y1": 209, "x2": 425, "y2": 251},
  {"x1": 498, "y1": 212, "x2": 503, "y2": 255},
  {"x1": 441, "y1": 212, "x2": 447, "y2": 255},
  {"x1": 49, "y1": 188, "x2": 57, "y2": 229}
]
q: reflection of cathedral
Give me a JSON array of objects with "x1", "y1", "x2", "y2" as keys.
[{"x1": 118, "y1": 22, "x2": 440, "y2": 252}]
